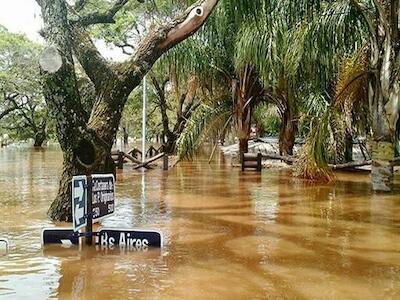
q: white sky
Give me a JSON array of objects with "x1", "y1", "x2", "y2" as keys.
[
  {"x1": 0, "y1": 0, "x2": 43, "y2": 42},
  {"x1": 0, "y1": 0, "x2": 128, "y2": 61}
]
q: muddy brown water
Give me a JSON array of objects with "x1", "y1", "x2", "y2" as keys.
[{"x1": 0, "y1": 146, "x2": 399, "y2": 300}]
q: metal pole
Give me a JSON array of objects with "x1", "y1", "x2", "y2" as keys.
[
  {"x1": 142, "y1": 76, "x2": 147, "y2": 164},
  {"x1": 86, "y1": 175, "x2": 93, "y2": 246}
]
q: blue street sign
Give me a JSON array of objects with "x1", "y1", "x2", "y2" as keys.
[
  {"x1": 72, "y1": 176, "x2": 87, "y2": 232},
  {"x1": 41, "y1": 228, "x2": 79, "y2": 246},
  {"x1": 97, "y1": 228, "x2": 163, "y2": 249}
]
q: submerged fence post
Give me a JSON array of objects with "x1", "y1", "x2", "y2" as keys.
[
  {"x1": 117, "y1": 150, "x2": 124, "y2": 170},
  {"x1": 163, "y1": 154, "x2": 169, "y2": 171}
]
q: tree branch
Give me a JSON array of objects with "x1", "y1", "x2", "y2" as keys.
[
  {"x1": 0, "y1": 106, "x2": 19, "y2": 120},
  {"x1": 119, "y1": 0, "x2": 219, "y2": 90},
  {"x1": 74, "y1": 0, "x2": 130, "y2": 26},
  {"x1": 70, "y1": 24, "x2": 116, "y2": 89},
  {"x1": 39, "y1": 0, "x2": 88, "y2": 151},
  {"x1": 151, "y1": 75, "x2": 172, "y2": 136},
  {"x1": 0, "y1": 93, "x2": 28, "y2": 119},
  {"x1": 74, "y1": 0, "x2": 88, "y2": 11}
]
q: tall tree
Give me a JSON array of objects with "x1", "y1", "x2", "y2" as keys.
[
  {"x1": 36, "y1": 0, "x2": 220, "y2": 221},
  {"x1": 352, "y1": 0, "x2": 400, "y2": 191},
  {"x1": 0, "y1": 26, "x2": 51, "y2": 146}
]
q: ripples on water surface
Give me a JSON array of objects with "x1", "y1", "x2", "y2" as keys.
[{"x1": 0, "y1": 146, "x2": 399, "y2": 299}]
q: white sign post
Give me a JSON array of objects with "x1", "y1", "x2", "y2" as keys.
[{"x1": 72, "y1": 176, "x2": 87, "y2": 232}]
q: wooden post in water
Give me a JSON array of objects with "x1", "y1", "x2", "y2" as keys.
[
  {"x1": 257, "y1": 153, "x2": 262, "y2": 172},
  {"x1": 241, "y1": 153, "x2": 262, "y2": 172},
  {"x1": 86, "y1": 175, "x2": 93, "y2": 246},
  {"x1": 117, "y1": 150, "x2": 124, "y2": 170},
  {"x1": 163, "y1": 154, "x2": 169, "y2": 171}
]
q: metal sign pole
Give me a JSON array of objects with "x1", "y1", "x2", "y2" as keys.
[
  {"x1": 86, "y1": 175, "x2": 93, "y2": 246},
  {"x1": 142, "y1": 76, "x2": 147, "y2": 164}
]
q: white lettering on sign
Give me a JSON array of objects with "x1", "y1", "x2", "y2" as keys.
[
  {"x1": 93, "y1": 207, "x2": 101, "y2": 219},
  {"x1": 118, "y1": 233, "x2": 149, "y2": 248},
  {"x1": 91, "y1": 174, "x2": 115, "y2": 221},
  {"x1": 92, "y1": 180, "x2": 114, "y2": 192},
  {"x1": 99, "y1": 232, "x2": 149, "y2": 251}
]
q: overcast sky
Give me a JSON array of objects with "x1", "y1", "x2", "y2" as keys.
[
  {"x1": 0, "y1": 0, "x2": 127, "y2": 61},
  {"x1": 0, "y1": 0, "x2": 43, "y2": 42}
]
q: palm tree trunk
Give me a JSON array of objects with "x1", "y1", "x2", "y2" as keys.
[
  {"x1": 239, "y1": 138, "x2": 249, "y2": 154},
  {"x1": 279, "y1": 107, "x2": 297, "y2": 156},
  {"x1": 369, "y1": 66, "x2": 397, "y2": 192},
  {"x1": 371, "y1": 140, "x2": 395, "y2": 192},
  {"x1": 396, "y1": 119, "x2": 400, "y2": 157}
]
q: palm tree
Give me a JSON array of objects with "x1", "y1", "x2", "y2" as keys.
[
  {"x1": 293, "y1": 0, "x2": 399, "y2": 191},
  {"x1": 175, "y1": 0, "x2": 397, "y2": 191}
]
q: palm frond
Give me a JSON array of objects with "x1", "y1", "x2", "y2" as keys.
[
  {"x1": 294, "y1": 108, "x2": 335, "y2": 182},
  {"x1": 176, "y1": 100, "x2": 232, "y2": 160}
]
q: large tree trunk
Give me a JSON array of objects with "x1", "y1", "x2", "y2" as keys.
[
  {"x1": 48, "y1": 86, "x2": 127, "y2": 221},
  {"x1": 279, "y1": 107, "x2": 297, "y2": 156},
  {"x1": 33, "y1": 130, "x2": 47, "y2": 147},
  {"x1": 48, "y1": 143, "x2": 115, "y2": 221},
  {"x1": 366, "y1": 2, "x2": 399, "y2": 192},
  {"x1": 39, "y1": 0, "x2": 220, "y2": 221},
  {"x1": 369, "y1": 68, "x2": 397, "y2": 192}
]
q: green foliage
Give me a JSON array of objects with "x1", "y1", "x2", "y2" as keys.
[
  {"x1": 253, "y1": 104, "x2": 280, "y2": 136},
  {"x1": 295, "y1": 93, "x2": 334, "y2": 181},
  {"x1": 294, "y1": 108, "x2": 335, "y2": 182},
  {"x1": 176, "y1": 100, "x2": 231, "y2": 160},
  {"x1": 0, "y1": 25, "x2": 42, "y2": 93},
  {"x1": 0, "y1": 26, "x2": 53, "y2": 145}
]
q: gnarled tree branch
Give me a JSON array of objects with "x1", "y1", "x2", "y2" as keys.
[
  {"x1": 119, "y1": 0, "x2": 219, "y2": 90},
  {"x1": 70, "y1": 24, "x2": 116, "y2": 89},
  {"x1": 74, "y1": 0, "x2": 88, "y2": 11},
  {"x1": 73, "y1": 0, "x2": 130, "y2": 26}
]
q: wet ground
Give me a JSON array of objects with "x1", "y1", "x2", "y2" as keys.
[{"x1": 0, "y1": 146, "x2": 399, "y2": 299}]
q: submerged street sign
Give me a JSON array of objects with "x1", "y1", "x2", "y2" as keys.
[
  {"x1": 92, "y1": 175, "x2": 115, "y2": 221},
  {"x1": 41, "y1": 173, "x2": 163, "y2": 252},
  {"x1": 72, "y1": 176, "x2": 87, "y2": 232},
  {"x1": 41, "y1": 228, "x2": 79, "y2": 246},
  {"x1": 97, "y1": 228, "x2": 163, "y2": 249}
]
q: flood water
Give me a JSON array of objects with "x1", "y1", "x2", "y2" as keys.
[{"x1": 0, "y1": 146, "x2": 399, "y2": 299}]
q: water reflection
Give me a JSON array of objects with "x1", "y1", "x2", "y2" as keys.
[{"x1": 0, "y1": 147, "x2": 399, "y2": 299}]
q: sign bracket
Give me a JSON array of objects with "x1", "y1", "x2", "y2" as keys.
[{"x1": 86, "y1": 175, "x2": 93, "y2": 246}]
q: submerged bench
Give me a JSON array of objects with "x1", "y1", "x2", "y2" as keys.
[{"x1": 241, "y1": 153, "x2": 262, "y2": 172}]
